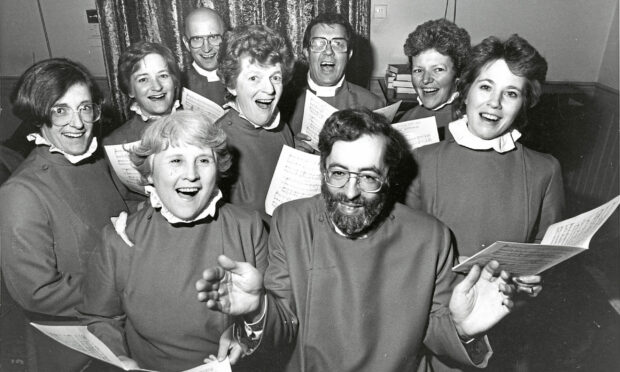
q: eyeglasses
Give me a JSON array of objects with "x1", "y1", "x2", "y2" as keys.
[
  {"x1": 309, "y1": 37, "x2": 349, "y2": 53},
  {"x1": 50, "y1": 103, "x2": 101, "y2": 126},
  {"x1": 188, "y1": 34, "x2": 223, "y2": 48},
  {"x1": 324, "y1": 169, "x2": 384, "y2": 193}
]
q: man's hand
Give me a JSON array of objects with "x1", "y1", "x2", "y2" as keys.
[
  {"x1": 513, "y1": 275, "x2": 543, "y2": 297},
  {"x1": 196, "y1": 255, "x2": 264, "y2": 317},
  {"x1": 204, "y1": 325, "x2": 246, "y2": 365},
  {"x1": 449, "y1": 261, "x2": 514, "y2": 339}
]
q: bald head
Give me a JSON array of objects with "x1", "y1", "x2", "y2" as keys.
[{"x1": 183, "y1": 8, "x2": 225, "y2": 71}]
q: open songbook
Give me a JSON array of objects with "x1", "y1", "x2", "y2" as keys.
[
  {"x1": 181, "y1": 88, "x2": 226, "y2": 123},
  {"x1": 452, "y1": 195, "x2": 620, "y2": 276},
  {"x1": 300, "y1": 91, "x2": 402, "y2": 150},
  {"x1": 31, "y1": 323, "x2": 231, "y2": 372},
  {"x1": 104, "y1": 140, "x2": 145, "y2": 195}
]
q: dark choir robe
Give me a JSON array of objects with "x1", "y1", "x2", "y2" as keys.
[
  {"x1": 288, "y1": 80, "x2": 386, "y2": 134},
  {"x1": 255, "y1": 195, "x2": 491, "y2": 372},
  {"x1": 399, "y1": 102, "x2": 456, "y2": 141},
  {"x1": 185, "y1": 66, "x2": 228, "y2": 106},
  {"x1": 217, "y1": 109, "x2": 294, "y2": 223}
]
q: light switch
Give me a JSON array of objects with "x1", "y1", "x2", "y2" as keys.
[{"x1": 374, "y1": 4, "x2": 387, "y2": 19}]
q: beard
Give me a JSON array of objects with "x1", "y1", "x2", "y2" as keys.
[{"x1": 322, "y1": 183, "x2": 388, "y2": 238}]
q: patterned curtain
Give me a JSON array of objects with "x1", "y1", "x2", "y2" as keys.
[{"x1": 96, "y1": 0, "x2": 371, "y2": 122}]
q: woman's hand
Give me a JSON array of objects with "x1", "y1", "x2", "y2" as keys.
[
  {"x1": 294, "y1": 133, "x2": 317, "y2": 154},
  {"x1": 513, "y1": 275, "x2": 543, "y2": 297}
]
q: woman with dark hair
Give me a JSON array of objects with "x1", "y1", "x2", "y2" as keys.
[
  {"x1": 216, "y1": 24, "x2": 295, "y2": 222},
  {"x1": 80, "y1": 110, "x2": 267, "y2": 371},
  {"x1": 400, "y1": 19, "x2": 471, "y2": 140},
  {"x1": 407, "y1": 34, "x2": 564, "y2": 371},
  {"x1": 0, "y1": 58, "x2": 127, "y2": 371}
]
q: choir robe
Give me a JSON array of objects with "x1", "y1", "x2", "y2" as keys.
[
  {"x1": 399, "y1": 102, "x2": 456, "y2": 141},
  {"x1": 255, "y1": 195, "x2": 491, "y2": 372},
  {"x1": 288, "y1": 81, "x2": 386, "y2": 134},
  {"x1": 217, "y1": 109, "x2": 294, "y2": 223},
  {"x1": 80, "y1": 203, "x2": 268, "y2": 372},
  {"x1": 185, "y1": 65, "x2": 228, "y2": 106}
]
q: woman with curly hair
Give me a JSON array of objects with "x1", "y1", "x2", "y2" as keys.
[
  {"x1": 216, "y1": 24, "x2": 295, "y2": 223},
  {"x1": 400, "y1": 19, "x2": 471, "y2": 140}
]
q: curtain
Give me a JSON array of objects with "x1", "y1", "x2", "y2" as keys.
[{"x1": 96, "y1": 0, "x2": 370, "y2": 122}]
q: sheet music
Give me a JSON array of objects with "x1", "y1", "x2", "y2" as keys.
[
  {"x1": 392, "y1": 116, "x2": 440, "y2": 150},
  {"x1": 181, "y1": 88, "x2": 226, "y2": 123},
  {"x1": 104, "y1": 141, "x2": 145, "y2": 195},
  {"x1": 300, "y1": 91, "x2": 338, "y2": 150},
  {"x1": 373, "y1": 100, "x2": 402, "y2": 122},
  {"x1": 265, "y1": 145, "x2": 322, "y2": 215}
]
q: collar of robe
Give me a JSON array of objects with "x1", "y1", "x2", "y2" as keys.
[
  {"x1": 130, "y1": 100, "x2": 180, "y2": 122},
  {"x1": 416, "y1": 91, "x2": 459, "y2": 111},
  {"x1": 307, "y1": 73, "x2": 345, "y2": 97},
  {"x1": 224, "y1": 101, "x2": 281, "y2": 130},
  {"x1": 193, "y1": 62, "x2": 220, "y2": 82},
  {"x1": 27, "y1": 132, "x2": 98, "y2": 164},
  {"x1": 449, "y1": 116, "x2": 522, "y2": 153},
  {"x1": 145, "y1": 185, "x2": 222, "y2": 224}
]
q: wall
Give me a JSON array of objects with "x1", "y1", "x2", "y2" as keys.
[
  {"x1": 370, "y1": 0, "x2": 619, "y2": 85},
  {"x1": 598, "y1": 1, "x2": 619, "y2": 90}
]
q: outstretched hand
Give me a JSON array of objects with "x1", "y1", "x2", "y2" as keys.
[
  {"x1": 450, "y1": 261, "x2": 514, "y2": 339},
  {"x1": 196, "y1": 255, "x2": 264, "y2": 316}
]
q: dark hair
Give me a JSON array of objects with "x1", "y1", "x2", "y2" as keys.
[
  {"x1": 217, "y1": 25, "x2": 294, "y2": 100},
  {"x1": 11, "y1": 58, "x2": 102, "y2": 128},
  {"x1": 302, "y1": 13, "x2": 354, "y2": 50},
  {"x1": 318, "y1": 108, "x2": 404, "y2": 187},
  {"x1": 130, "y1": 110, "x2": 231, "y2": 185},
  {"x1": 117, "y1": 41, "x2": 181, "y2": 97},
  {"x1": 455, "y1": 34, "x2": 548, "y2": 130},
  {"x1": 403, "y1": 19, "x2": 471, "y2": 75}
]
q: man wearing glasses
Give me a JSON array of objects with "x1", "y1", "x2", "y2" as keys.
[
  {"x1": 182, "y1": 7, "x2": 227, "y2": 106},
  {"x1": 286, "y1": 13, "x2": 386, "y2": 135},
  {"x1": 197, "y1": 109, "x2": 517, "y2": 372}
]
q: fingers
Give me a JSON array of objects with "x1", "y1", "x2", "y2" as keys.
[
  {"x1": 456, "y1": 264, "x2": 482, "y2": 292},
  {"x1": 295, "y1": 132, "x2": 311, "y2": 141},
  {"x1": 228, "y1": 344, "x2": 244, "y2": 365},
  {"x1": 513, "y1": 275, "x2": 543, "y2": 297},
  {"x1": 217, "y1": 332, "x2": 232, "y2": 361},
  {"x1": 479, "y1": 260, "x2": 501, "y2": 281}
]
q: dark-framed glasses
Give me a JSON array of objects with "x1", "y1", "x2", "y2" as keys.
[
  {"x1": 189, "y1": 34, "x2": 223, "y2": 48},
  {"x1": 50, "y1": 103, "x2": 101, "y2": 126},
  {"x1": 309, "y1": 37, "x2": 349, "y2": 53},
  {"x1": 324, "y1": 169, "x2": 384, "y2": 193}
]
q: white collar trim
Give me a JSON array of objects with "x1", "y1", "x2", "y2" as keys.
[
  {"x1": 416, "y1": 91, "x2": 459, "y2": 111},
  {"x1": 224, "y1": 101, "x2": 281, "y2": 130},
  {"x1": 193, "y1": 62, "x2": 220, "y2": 82},
  {"x1": 27, "y1": 132, "x2": 98, "y2": 164},
  {"x1": 130, "y1": 100, "x2": 180, "y2": 122},
  {"x1": 307, "y1": 74, "x2": 345, "y2": 97},
  {"x1": 145, "y1": 185, "x2": 222, "y2": 224},
  {"x1": 449, "y1": 116, "x2": 521, "y2": 153}
]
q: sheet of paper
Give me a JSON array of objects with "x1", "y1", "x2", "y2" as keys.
[
  {"x1": 540, "y1": 195, "x2": 620, "y2": 247},
  {"x1": 185, "y1": 359, "x2": 232, "y2": 372},
  {"x1": 181, "y1": 87, "x2": 226, "y2": 123},
  {"x1": 104, "y1": 141, "x2": 145, "y2": 195},
  {"x1": 391, "y1": 116, "x2": 440, "y2": 150},
  {"x1": 373, "y1": 100, "x2": 401, "y2": 122},
  {"x1": 300, "y1": 91, "x2": 338, "y2": 150},
  {"x1": 265, "y1": 145, "x2": 322, "y2": 215}
]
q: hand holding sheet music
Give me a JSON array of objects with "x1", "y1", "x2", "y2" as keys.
[{"x1": 104, "y1": 141, "x2": 145, "y2": 195}]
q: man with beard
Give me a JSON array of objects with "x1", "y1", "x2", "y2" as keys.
[
  {"x1": 182, "y1": 7, "x2": 227, "y2": 106},
  {"x1": 196, "y1": 109, "x2": 516, "y2": 372},
  {"x1": 284, "y1": 13, "x2": 386, "y2": 135}
]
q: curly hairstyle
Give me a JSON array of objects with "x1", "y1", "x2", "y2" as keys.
[
  {"x1": 318, "y1": 108, "x2": 405, "y2": 188},
  {"x1": 130, "y1": 110, "x2": 231, "y2": 185},
  {"x1": 217, "y1": 24, "x2": 294, "y2": 100},
  {"x1": 11, "y1": 58, "x2": 102, "y2": 128},
  {"x1": 302, "y1": 13, "x2": 354, "y2": 50},
  {"x1": 403, "y1": 19, "x2": 471, "y2": 75},
  {"x1": 117, "y1": 41, "x2": 181, "y2": 97},
  {"x1": 455, "y1": 34, "x2": 548, "y2": 130}
]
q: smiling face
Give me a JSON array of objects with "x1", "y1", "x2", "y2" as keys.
[
  {"x1": 411, "y1": 48, "x2": 457, "y2": 109},
  {"x1": 465, "y1": 59, "x2": 526, "y2": 140},
  {"x1": 148, "y1": 143, "x2": 218, "y2": 220},
  {"x1": 228, "y1": 55, "x2": 283, "y2": 127},
  {"x1": 183, "y1": 9, "x2": 224, "y2": 71},
  {"x1": 130, "y1": 53, "x2": 176, "y2": 117},
  {"x1": 303, "y1": 23, "x2": 352, "y2": 87},
  {"x1": 40, "y1": 83, "x2": 95, "y2": 155},
  {"x1": 322, "y1": 134, "x2": 388, "y2": 237}
]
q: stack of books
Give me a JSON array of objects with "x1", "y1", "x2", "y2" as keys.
[{"x1": 386, "y1": 63, "x2": 416, "y2": 95}]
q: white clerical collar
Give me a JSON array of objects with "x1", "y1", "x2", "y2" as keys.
[
  {"x1": 27, "y1": 132, "x2": 98, "y2": 164},
  {"x1": 416, "y1": 91, "x2": 459, "y2": 111},
  {"x1": 145, "y1": 185, "x2": 222, "y2": 224},
  {"x1": 192, "y1": 62, "x2": 220, "y2": 82},
  {"x1": 224, "y1": 101, "x2": 281, "y2": 130},
  {"x1": 307, "y1": 74, "x2": 345, "y2": 97},
  {"x1": 449, "y1": 116, "x2": 521, "y2": 153},
  {"x1": 130, "y1": 100, "x2": 180, "y2": 122}
]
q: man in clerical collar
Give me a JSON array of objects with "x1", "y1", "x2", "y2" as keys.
[
  {"x1": 285, "y1": 13, "x2": 386, "y2": 135},
  {"x1": 197, "y1": 109, "x2": 519, "y2": 372},
  {"x1": 182, "y1": 7, "x2": 228, "y2": 106}
]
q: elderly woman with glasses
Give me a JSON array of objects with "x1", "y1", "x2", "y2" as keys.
[
  {"x1": 216, "y1": 24, "x2": 295, "y2": 222},
  {"x1": 80, "y1": 110, "x2": 267, "y2": 371},
  {"x1": 0, "y1": 58, "x2": 127, "y2": 371}
]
